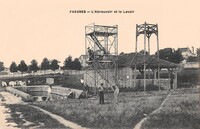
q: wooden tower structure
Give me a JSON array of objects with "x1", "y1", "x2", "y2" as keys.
[
  {"x1": 84, "y1": 23, "x2": 118, "y2": 91},
  {"x1": 135, "y1": 22, "x2": 160, "y2": 91}
]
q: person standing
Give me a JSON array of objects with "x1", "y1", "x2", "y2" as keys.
[
  {"x1": 67, "y1": 89, "x2": 74, "y2": 98},
  {"x1": 46, "y1": 86, "x2": 52, "y2": 102},
  {"x1": 113, "y1": 86, "x2": 119, "y2": 104},
  {"x1": 88, "y1": 47, "x2": 94, "y2": 61},
  {"x1": 83, "y1": 83, "x2": 89, "y2": 98},
  {"x1": 170, "y1": 75, "x2": 174, "y2": 90},
  {"x1": 99, "y1": 83, "x2": 104, "y2": 104}
]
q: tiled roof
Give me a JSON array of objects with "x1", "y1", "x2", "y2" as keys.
[
  {"x1": 83, "y1": 52, "x2": 179, "y2": 70},
  {"x1": 118, "y1": 53, "x2": 179, "y2": 69},
  {"x1": 177, "y1": 47, "x2": 191, "y2": 53}
]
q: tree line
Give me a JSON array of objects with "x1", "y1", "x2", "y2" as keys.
[
  {"x1": 0, "y1": 55, "x2": 82, "y2": 73},
  {"x1": 119, "y1": 48, "x2": 184, "y2": 64},
  {"x1": 120, "y1": 47, "x2": 200, "y2": 64},
  {"x1": 1, "y1": 47, "x2": 200, "y2": 73}
]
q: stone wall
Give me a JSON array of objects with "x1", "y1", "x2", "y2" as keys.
[
  {"x1": 84, "y1": 67, "x2": 134, "y2": 88},
  {"x1": 6, "y1": 87, "x2": 32, "y2": 101},
  {"x1": 84, "y1": 67, "x2": 174, "y2": 90},
  {"x1": 133, "y1": 79, "x2": 171, "y2": 90},
  {"x1": 15, "y1": 85, "x2": 82, "y2": 97}
]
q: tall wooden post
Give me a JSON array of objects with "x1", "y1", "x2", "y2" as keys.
[
  {"x1": 135, "y1": 22, "x2": 159, "y2": 92},
  {"x1": 148, "y1": 37, "x2": 151, "y2": 79},
  {"x1": 174, "y1": 69, "x2": 178, "y2": 90},
  {"x1": 144, "y1": 22, "x2": 147, "y2": 92},
  {"x1": 135, "y1": 24, "x2": 138, "y2": 53},
  {"x1": 134, "y1": 66, "x2": 137, "y2": 88},
  {"x1": 134, "y1": 24, "x2": 138, "y2": 88},
  {"x1": 156, "y1": 24, "x2": 160, "y2": 91}
]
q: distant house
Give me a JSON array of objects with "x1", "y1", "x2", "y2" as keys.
[
  {"x1": 178, "y1": 47, "x2": 199, "y2": 68},
  {"x1": 182, "y1": 56, "x2": 200, "y2": 68},
  {"x1": 178, "y1": 47, "x2": 195, "y2": 59},
  {"x1": 0, "y1": 68, "x2": 10, "y2": 75}
]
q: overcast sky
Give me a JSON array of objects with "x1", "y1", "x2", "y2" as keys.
[{"x1": 0, "y1": 0, "x2": 200, "y2": 67}]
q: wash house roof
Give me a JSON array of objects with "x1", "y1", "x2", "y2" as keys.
[
  {"x1": 117, "y1": 53, "x2": 179, "y2": 69},
  {"x1": 83, "y1": 52, "x2": 179, "y2": 70}
]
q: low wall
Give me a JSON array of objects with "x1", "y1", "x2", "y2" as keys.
[
  {"x1": 15, "y1": 85, "x2": 83, "y2": 99},
  {"x1": 6, "y1": 87, "x2": 33, "y2": 101},
  {"x1": 133, "y1": 79, "x2": 170, "y2": 89},
  {"x1": 183, "y1": 62, "x2": 199, "y2": 68}
]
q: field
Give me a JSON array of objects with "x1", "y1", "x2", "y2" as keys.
[
  {"x1": 31, "y1": 87, "x2": 200, "y2": 129},
  {"x1": 6, "y1": 104, "x2": 67, "y2": 128},
  {"x1": 2, "y1": 86, "x2": 200, "y2": 129},
  {"x1": 1, "y1": 71, "x2": 200, "y2": 129},
  {"x1": 141, "y1": 88, "x2": 200, "y2": 129},
  {"x1": 33, "y1": 91, "x2": 169, "y2": 129}
]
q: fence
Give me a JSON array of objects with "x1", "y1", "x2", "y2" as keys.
[
  {"x1": 133, "y1": 79, "x2": 171, "y2": 90},
  {"x1": 0, "y1": 70, "x2": 84, "y2": 78}
]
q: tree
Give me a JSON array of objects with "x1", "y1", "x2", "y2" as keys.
[
  {"x1": 40, "y1": 58, "x2": 50, "y2": 70},
  {"x1": 28, "y1": 59, "x2": 39, "y2": 72},
  {"x1": 0, "y1": 61, "x2": 5, "y2": 72},
  {"x1": 72, "y1": 58, "x2": 82, "y2": 70},
  {"x1": 197, "y1": 48, "x2": 200, "y2": 56},
  {"x1": 155, "y1": 48, "x2": 173, "y2": 61},
  {"x1": 10, "y1": 61, "x2": 18, "y2": 73},
  {"x1": 139, "y1": 50, "x2": 149, "y2": 55},
  {"x1": 50, "y1": 59, "x2": 60, "y2": 71},
  {"x1": 119, "y1": 52, "x2": 125, "y2": 55},
  {"x1": 171, "y1": 49, "x2": 184, "y2": 64},
  {"x1": 197, "y1": 48, "x2": 200, "y2": 80},
  {"x1": 187, "y1": 56, "x2": 197, "y2": 62},
  {"x1": 18, "y1": 60, "x2": 28, "y2": 73},
  {"x1": 155, "y1": 48, "x2": 183, "y2": 63},
  {"x1": 64, "y1": 55, "x2": 73, "y2": 70}
]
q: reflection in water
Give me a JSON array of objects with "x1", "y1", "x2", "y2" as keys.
[
  {"x1": 16, "y1": 87, "x2": 66, "y2": 101},
  {"x1": 27, "y1": 91, "x2": 48, "y2": 101}
]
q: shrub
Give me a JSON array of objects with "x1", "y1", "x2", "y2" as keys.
[{"x1": 177, "y1": 68, "x2": 199, "y2": 88}]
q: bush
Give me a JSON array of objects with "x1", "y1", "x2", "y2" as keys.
[{"x1": 177, "y1": 68, "x2": 199, "y2": 88}]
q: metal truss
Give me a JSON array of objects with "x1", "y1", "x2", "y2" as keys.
[{"x1": 84, "y1": 23, "x2": 118, "y2": 91}]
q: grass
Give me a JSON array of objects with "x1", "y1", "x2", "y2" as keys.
[
  {"x1": 33, "y1": 91, "x2": 169, "y2": 129},
  {"x1": 6, "y1": 104, "x2": 67, "y2": 128},
  {"x1": 141, "y1": 88, "x2": 200, "y2": 129}
]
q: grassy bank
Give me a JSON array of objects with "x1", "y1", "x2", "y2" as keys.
[
  {"x1": 6, "y1": 104, "x2": 67, "y2": 128},
  {"x1": 141, "y1": 88, "x2": 200, "y2": 129},
  {"x1": 33, "y1": 91, "x2": 169, "y2": 129}
]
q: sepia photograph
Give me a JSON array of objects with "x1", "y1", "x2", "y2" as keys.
[{"x1": 0, "y1": 0, "x2": 200, "y2": 129}]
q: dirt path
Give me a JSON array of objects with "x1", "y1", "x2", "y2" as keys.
[
  {"x1": 133, "y1": 93, "x2": 171, "y2": 129},
  {"x1": 30, "y1": 105, "x2": 88, "y2": 129},
  {"x1": 0, "y1": 92, "x2": 22, "y2": 129},
  {"x1": 0, "y1": 91, "x2": 87, "y2": 129}
]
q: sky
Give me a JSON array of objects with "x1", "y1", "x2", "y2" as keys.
[{"x1": 0, "y1": 0, "x2": 200, "y2": 67}]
